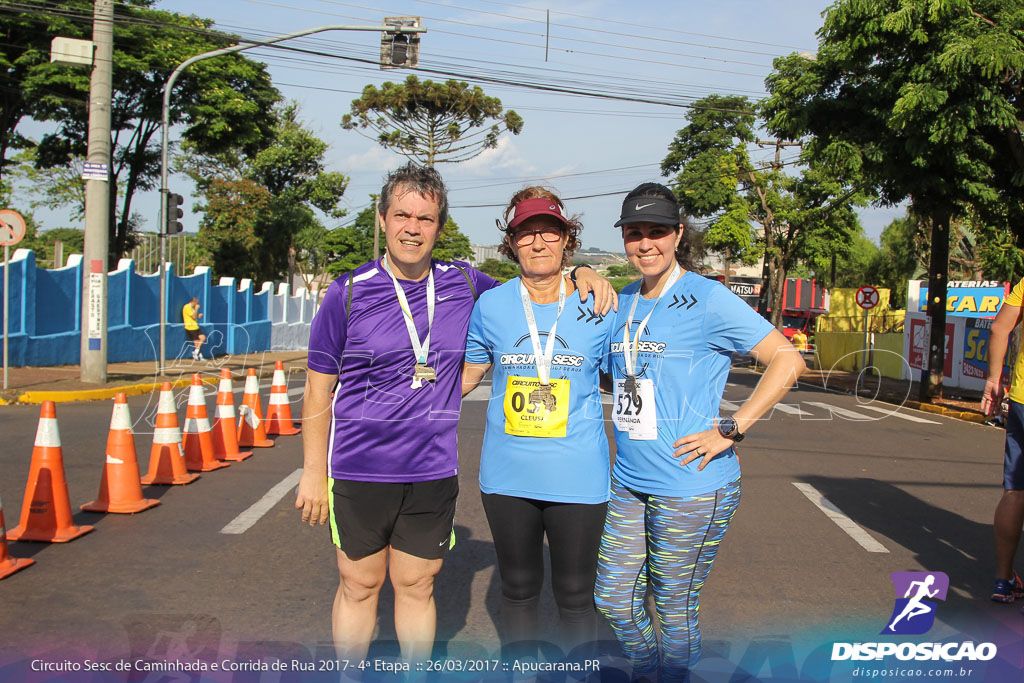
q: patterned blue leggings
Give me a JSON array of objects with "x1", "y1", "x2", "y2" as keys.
[{"x1": 594, "y1": 477, "x2": 741, "y2": 682}]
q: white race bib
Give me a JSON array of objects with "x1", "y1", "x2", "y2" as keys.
[{"x1": 613, "y1": 378, "x2": 657, "y2": 440}]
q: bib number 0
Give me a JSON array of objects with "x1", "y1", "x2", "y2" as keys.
[{"x1": 503, "y1": 376, "x2": 570, "y2": 438}]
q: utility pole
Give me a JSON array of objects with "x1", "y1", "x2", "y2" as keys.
[
  {"x1": 373, "y1": 196, "x2": 381, "y2": 261},
  {"x1": 80, "y1": 0, "x2": 114, "y2": 383},
  {"x1": 753, "y1": 138, "x2": 800, "y2": 324}
]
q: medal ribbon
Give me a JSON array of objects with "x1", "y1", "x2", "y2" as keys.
[
  {"x1": 622, "y1": 264, "x2": 681, "y2": 378},
  {"x1": 519, "y1": 277, "x2": 567, "y2": 386},
  {"x1": 381, "y1": 257, "x2": 434, "y2": 364}
]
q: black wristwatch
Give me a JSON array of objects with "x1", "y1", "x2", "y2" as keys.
[
  {"x1": 569, "y1": 264, "x2": 593, "y2": 283},
  {"x1": 718, "y1": 416, "x2": 745, "y2": 442}
]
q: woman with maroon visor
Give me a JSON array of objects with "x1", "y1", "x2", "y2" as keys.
[{"x1": 462, "y1": 187, "x2": 615, "y2": 661}]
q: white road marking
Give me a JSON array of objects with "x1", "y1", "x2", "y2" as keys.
[
  {"x1": 720, "y1": 400, "x2": 741, "y2": 412},
  {"x1": 792, "y1": 482, "x2": 889, "y2": 553},
  {"x1": 853, "y1": 404, "x2": 940, "y2": 424},
  {"x1": 771, "y1": 402, "x2": 812, "y2": 417},
  {"x1": 804, "y1": 401, "x2": 877, "y2": 421},
  {"x1": 220, "y1": 468, "x2": 304, "y2": 535}
]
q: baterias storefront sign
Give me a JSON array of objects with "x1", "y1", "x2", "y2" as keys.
[{"x1": 916, "y1": 280, "x2": 1008, "y2": 318}]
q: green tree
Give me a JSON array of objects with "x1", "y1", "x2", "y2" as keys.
[
  {"x1": 341, "y1": 75, "x2": 524, "y2": 166},
  {"x1": 183, "y1": 104, "x2": 348, "y2": 282},
  {"x1": 663, "y1": 94, "x2": 864, "y2": 322},
  {"x1": 325, "y1": 203, "x2": 377, "y2": 276},
  {"x1": 662, "y1": 95, "x2": 761, "y2": 284},
  {"x1": 793, "y1": 227, "x2": 878, "y2": 289},
  {"x1": 868, "y1": 216, "x2": 926, "y2": 309},
  {"x1": 606, "y1": 264, "x2": 639, "y2": 278},
  {"x1": 477, "y1": 258, "x2": 520, "y2": 282},
  {"x1": 22, "y1": 2, "x2": 279, "y2": 265},
  {"x1": 0, "y1": 0, "x2": 126, "y2": 181},
  {"x1": 433, "y1": 218, "x2": 473, "y2": 262},
  {"x1": 760, "y1": 0, "x2": 1024, "y2": 398},
  {"x1": 702, "y1": 197, "x2": 761, "y2": 281}
]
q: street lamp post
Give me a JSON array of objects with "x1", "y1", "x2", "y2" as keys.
[{"x1": 157, "y1": 22, "x2": 425, "y2": 375}]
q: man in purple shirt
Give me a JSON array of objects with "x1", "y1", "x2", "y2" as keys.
[{"x1": 296, "y1": 163, "x2": 614, "y2": 663}]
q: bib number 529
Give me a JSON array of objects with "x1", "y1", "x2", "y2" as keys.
[{"x1": 615, "y1": 392, "x2": 642, "y2": 416}]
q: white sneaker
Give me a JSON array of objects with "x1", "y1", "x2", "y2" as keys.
[{"x1": 192, "y1": 349, "x2": 200, "y2": 360}]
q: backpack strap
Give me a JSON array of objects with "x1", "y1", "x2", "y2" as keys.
[
  {"x1": 346, "y1": 270, "x2": 354, "y2": 318},
  {"x1": 453, "y1": 264, "x2": 477, "y2": 300}
]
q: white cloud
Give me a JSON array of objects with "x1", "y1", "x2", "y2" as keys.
[
  {"x1": 338, "y1": 146, "x2": 404, "y2": 173},
  {"x1": 458, "y1": 137, "x2": 537, "y2": 176}
]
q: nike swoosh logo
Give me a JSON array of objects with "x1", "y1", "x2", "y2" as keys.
[
  {"x1": 437, "y1": 294, "x2": 455, "y2": 302},
  {"x1": 635, "y1": 202, "x2": 655, "y2": 210}
]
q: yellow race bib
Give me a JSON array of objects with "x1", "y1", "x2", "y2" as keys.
[{"x1": 503, "y1": 376, "x2": 570, "y2": 438}]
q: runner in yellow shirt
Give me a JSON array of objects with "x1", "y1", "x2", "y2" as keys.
[
  {"x1": 182, "y1": 297, "x2": 206, "y2": 361},
  {"x1": 980, "y1": 278, "x2": 1024, "y2": 604}
]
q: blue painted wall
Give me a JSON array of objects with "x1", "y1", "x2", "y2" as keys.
[{"x1": 0, "y1": 249, "x2": 281, "y2": 367}]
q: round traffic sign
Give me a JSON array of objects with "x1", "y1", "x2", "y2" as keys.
[
  {"x1": 0, "y1": 209, "x2": 26, "y2": 247},
  {"x1": 856, "y1": 285, "x2": 880, "y2": 310}
]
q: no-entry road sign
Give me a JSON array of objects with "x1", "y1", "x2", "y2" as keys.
[{"x1": 856, "y1": 285, "x2": 880, "y2": 310}]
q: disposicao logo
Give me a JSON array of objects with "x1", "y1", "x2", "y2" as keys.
[
  {"x1": 831, "y1": 571, "x2": 997, "y2": 663},
  {"x1": 882, "y1": 571, "x2": 948, "y2": 635}
]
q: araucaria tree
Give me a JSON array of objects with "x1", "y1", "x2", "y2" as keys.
[
  {"x1": 341, "y1": 75, "x2": 523, "y2": 166},
  {"x1": 760, "y1": 0, "x2": 1024, "y2": 400}
]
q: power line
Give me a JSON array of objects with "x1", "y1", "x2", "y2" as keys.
[{"x1": 470, "y1": 0, "x2": 815, "y2": 52}]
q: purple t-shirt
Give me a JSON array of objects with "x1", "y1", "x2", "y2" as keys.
[{"x1": 307, "y1": 258, "x2": 498, "y2": 482}]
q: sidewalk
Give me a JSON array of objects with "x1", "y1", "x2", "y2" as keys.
[{"x1": 0, "y1": 351, "x2": 309, "y2": 404}]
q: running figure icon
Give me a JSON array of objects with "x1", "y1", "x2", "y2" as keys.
[{"x1": 888, "y1": 574, "x2": 939, "y2": 631}]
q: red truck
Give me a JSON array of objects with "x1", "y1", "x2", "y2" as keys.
[{"x1": 710, "y1": 276, "x2": 828, "y2": 340}]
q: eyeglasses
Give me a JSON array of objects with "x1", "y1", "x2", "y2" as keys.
[{"x1": 510, "y1": 227, "x2": 564, "y2": 247}]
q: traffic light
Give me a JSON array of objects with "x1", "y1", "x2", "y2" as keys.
[
  {"x1": 381, "y1": 17, "x2": 420, "y2": 69},
  {"x1": 165, "y1": 192, "x2": 184, "y2": 234}
]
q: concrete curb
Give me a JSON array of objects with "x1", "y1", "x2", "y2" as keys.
[
  {"x1": 902, "y1": 400, "x2": 990, "y2": 425},
  {"x1": 15, "y1": 375, "x2": 220, "y2": 405}
]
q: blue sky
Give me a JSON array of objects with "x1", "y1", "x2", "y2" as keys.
[{"x1": 31, "y1": 0, "x2": 908, "y2": 251}]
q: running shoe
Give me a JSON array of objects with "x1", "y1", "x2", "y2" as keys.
[{"x1": 991, "y1": 573, "x2": 1024, "y2": 603}]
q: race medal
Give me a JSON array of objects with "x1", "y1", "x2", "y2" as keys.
[
  {"x1": 530, "y1": 383, "x2": 557, "y2": 412},
  {"x1": 623, "y1": 375, "x2": 638, "y2": 402},
  {"x1": 411, "y1": 362, "x2": 437, "y2": 389},
  {"x1": 504, "y1": 376, "x2": 570, "y2": 438},
  {"x1": 613, "y1": 377, "x2": 657, "y2": 440},
  {"x1": 381, "y1": 257, "x2": 437, "y2": 392}
]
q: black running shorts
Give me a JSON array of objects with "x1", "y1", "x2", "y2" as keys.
[{"x1": 329, "y1": 476, "x2": 458, "y2": 560}]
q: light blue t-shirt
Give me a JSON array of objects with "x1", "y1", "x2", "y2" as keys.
[
  {"x1": 605, "y1": 272, "x2": 775, "y2": 496},
  {"x1": 465, "y1": 278, "x2": 615, "y2": 503}
]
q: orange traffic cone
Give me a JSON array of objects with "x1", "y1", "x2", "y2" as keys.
[
  {"x1": 141, "y1": 383, "x2": 199, "y2": 485},
  {"x1": 0, "y1": 494, "x2": 34, "y2": 579},
  {"x1": 212, "y1": 369, "x2": 252, "y2": 462},
  {"x1": 265, "y1": 361, "x2": 301, "y2": 436},
  {"x1": 183, "y1": 373, "x2": 230, "y2": 472},
  {"x1": 7, "y1": 402, "x2": 94, "y2": 543},
  {"x1": 238, "y1": 368, "x2": 273, "y2": 448},
  {"x1": 81, "y1": 393, "x2": 160, "y2": 513}
]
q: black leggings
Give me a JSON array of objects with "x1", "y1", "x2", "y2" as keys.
[{"x1": 481, "y1": 491, "x2": 607, "y2": 657}]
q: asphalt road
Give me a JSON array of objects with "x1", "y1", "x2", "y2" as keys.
[{"x1": 1, "y1": 365, "x2": 1021, "y2": 682}]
